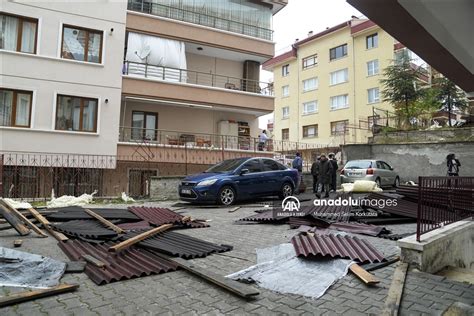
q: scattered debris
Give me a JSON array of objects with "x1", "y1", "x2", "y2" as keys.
[
  {"x1": 0, "y1": 199, "x2": 31, "y2": 236},
  {"x1": 47, "y1": 206, "x2": 140, "y2": 221},
  {"x1": 349, "y1": 263, "x2": 380, "y2": 285},
  {"x1": 382, "y1": 263, "x2": 409, "y2": 316},
  {"x1": 0, "y1": 200, "x2": 48, "y2": 238},
  {"x1": 65, "y1": 261, "x2": 87, "y2": 273},
  {"x1": 121, "y1": 192, "x2": 136, "y2": 203},
  {"x1": 13, "y1": 240, "x2": 23, "y2": 248},
  {"x1": 0, "y1": 284, "x2": 79, "y2": 307},
  {"x1": 84, "y1": 208, "x2": 125, "y2": 234},
  {"x1": 361, "y1": 254, "x2": 400, "y2": 272},
  {"x1": 82, "y1": 254, "x2": 106, "y2": 269},
  {"x1": 108, "y1": 224, "x2": 174, "y2": 253},
  {"x1": 341, "y1": 180, "x2": 383, "y2": 193},
  {"x1": 47, "y1": 191, "x2": 97, "y2": 208},
  {"x1": 228, "y1": 206, "x2": 241, "y2": 213},
  {"x1": 2, "y1": 198, "x2": 33, "y2": 210}
]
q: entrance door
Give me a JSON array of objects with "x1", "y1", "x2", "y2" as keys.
[
  {"x1": 131, "y1": 111, "x2": 158, "y2": 141},
  {"x1": 128, "y1": 169, "x2": 158, "y2": 198}
]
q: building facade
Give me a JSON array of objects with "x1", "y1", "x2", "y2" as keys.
[{"x1": 263, "y1": 19, "x2": 402, "y2": 145}]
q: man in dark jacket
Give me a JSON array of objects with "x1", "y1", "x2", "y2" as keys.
[
  {"x1": 328, "y1": 153, "x2": 338, "y2": 192},
  {"x1": 315, "y1": 154, "x2": 333, "y2": 198},
  {"x1": 292, "y1": 153, "x2": 303, "y2": 194},
  {"x1": 311, "y1": 156, "x2": 321, "y2": 193},
  {"x1": 446, "y1": 153, "x2": 461, "y2": 176}
]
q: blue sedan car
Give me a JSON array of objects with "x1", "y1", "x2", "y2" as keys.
[{"x1": 178, "y1": 157, "x2": 299, "y2": 205}]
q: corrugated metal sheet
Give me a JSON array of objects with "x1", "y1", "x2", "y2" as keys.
[
  {"x1": 128, "y1": 207, "x2": 209, "y2": 228},
  {"x1": 58, "y1": 240, "x2": 178, "y2": 285},
  {"x1": 288, "y1": 216, "x2": 330, "y2": 229},
  {"x1": 238, "y1": 210, "x2": 288, "y2": 222},
  {"x1": 291, "y1": 233, "x2": 385, "y2": 263},
  {"x1": 122, "y1": 230, "x2": 233, "y2": 259},
  {"x1": 329, "y1": 222, "x2": 388, "y2": 237},
  {"x1": 304, "y1": 205, "x2": 352, "y2": 223},
  {"x1": 51, "y1": 220, "x2": 118, "y2": 240},
  {"x1": 47, "y1": 207, "x2": 140, "y2": 221},
  {"x1": 378, "y1": 232, "x2": 415, "y2": 241},
  {"x1": 117, "y1": 220, "x2": 151, "y2": 230}
]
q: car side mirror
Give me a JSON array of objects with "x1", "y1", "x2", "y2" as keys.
[{"x1": 239, "y1": 169, "x2": 249, "y2": 175}]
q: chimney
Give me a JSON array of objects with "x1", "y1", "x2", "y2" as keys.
[{"x1": 307, "y1": 30, "x2": 313, "y2": 37}]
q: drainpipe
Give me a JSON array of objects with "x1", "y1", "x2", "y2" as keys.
[{"x1": 351, "y1": 32, "x2": 357, "y2": 144}]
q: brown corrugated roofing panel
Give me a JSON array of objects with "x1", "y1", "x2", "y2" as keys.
[
  {"x1": 291, "y1": 233, "x2": 385, "y2": 263},
  {"x1": 128, "y1": 207, "x2": 209, "y2": 228},
  {"x1": 117, "y1": 220, "x2": 151, "y2": 230},
  {"x1": 237, "y1": 210, "x2": 288, "y2": 222},
  {"x1": 329, "y1": 222, "x2": 388, "y2": 237},
  {"x1": 288, "y1": 216, "x2": 330, "y2": 229},
  {"x1": 58, "y1": 240, "x2": 178, "y2": 285}
]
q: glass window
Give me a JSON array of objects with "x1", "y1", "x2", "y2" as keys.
[
  {"x1": 282, "y1": 128, "x2": 289, "y2": 140},
  {"x1": 61, "y1": 25, "x2": 103, "y2": 63},
  {"x1": 366, "y1": 33, "x2": 378, "y2": 49},
  {"x1": 0, "y1": 13, "x2": 37, "y2": 53},
  {"x1": 331, "y1": 120, "x2": 348, "y2": 135},
  {"x1": 367, "y1": 60, "x2": 379, "y2": 76},
  {"x1": 303, "y1": 101, "x2": 317, "y2": 115},
  {"x1": 282, "y1": 64, "x2": 289, "y2": 77},
  {"x1": 330, "y1": 94, "x2": 349, "y2": 110},
  {"x1": 302, "y1": 77, "x2": 318, "y2": 92},
  {"x1": 330, "y1": 68, "x2": 348, "y2": 85},
  {"x1": 56, "y1": 95, "x2": 98, "y2": 132},
  {"x1": 262, "y1": 159, "x2": 280, "y2": 171},
  {"x1": 132, "y1": 111, "x2": 158, "y2": 140},
  {"x1": 329, "y1": 44, "x2": 347, "y2": 61},
  {"x1": 241, "y1": 159, "x2": 262, "y2": 173},
  {"x1": 368, "y1": 87, "x2": 380, "y2": 104},
  {"x1": 282, "y1": 106, "x2": 289, "y2": 119},
  {"x1": 0, "y1": 88, "x2": 32, "y2": 127},
  {"x1": 282, "y1": 85, "x2": 289, "y2": 97},
  {"x1": 303, "y1": 124, "x2": 318, "y2": 138},
  {"x1": 302, "y1": 54, "x2": 317, "y2": 69}
]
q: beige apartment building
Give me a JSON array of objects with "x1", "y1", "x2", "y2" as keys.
[{"x1": 263, "y1": 18, "x2": 402, "y2": 145}]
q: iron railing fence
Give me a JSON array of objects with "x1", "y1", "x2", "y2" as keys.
[
  {"x1": 127, "y1": 0, "x2": 273, "y2": 41},
  {"x1": 123, "y1": 60, "x2": 274, "y2": 96},
  {"x1": 417, "y1": 176, "x2": 474, "y2": 241}
]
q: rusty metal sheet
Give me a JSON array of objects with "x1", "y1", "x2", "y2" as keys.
[
  {"x1": 128, "y1": 206, "x2": 209, "y2": 228},
  {"x1": 51, "y1": 220, "x2": 118, "y2": 240},
  {"x1": 58, "y1": 240, "x2": 178, "y2": 285},
  {"x1": 329, "y1": 222, "x2": 388, "y2": 237},
  {"x1": 291, "y1": 233, "x2": 385, "y2": 263},
  {"x1": 122, "y1": 230, "x2": 233, "y2": 259},
  {"x1": 47, "y1": 207, "x2": 140, "y2": 221}
]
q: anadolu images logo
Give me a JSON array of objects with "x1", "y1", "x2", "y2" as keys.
[{"x1": 281, "y1": 196, "x2": 301, "y2": 212}]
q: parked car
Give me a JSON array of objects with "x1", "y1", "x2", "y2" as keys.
[
  {"x1": 340, "y1": 159, "x2": 400, "y2": 188},
  {"x1": 178, "y1": 157, "x2": 299, "y2": 205}
]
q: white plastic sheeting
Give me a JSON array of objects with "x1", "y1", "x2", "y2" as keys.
[
  {"x1": 121, "y1": 192, "x2": 135, "y2": 203},
  {"x1": 125, "y1": 32, "x2": 187, "y2": 82},
  {"x1": 341, "y1": 180, "x2": 383, "y2": 193},
  {"x1": 227, "y1": 243, "x2": 352, "y2": 299},
  {"x1": 46, "y1": 191, "x2": 97, "y2": 209},
  {"x1": 0, "y1": 247, "x2": 66, "y2": 288},
  {"x1": 3, "y1": 198, "x2": 33, "y2": 210}
]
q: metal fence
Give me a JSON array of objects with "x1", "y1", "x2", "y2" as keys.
[{"x1": 417, "y1": 176, "x2": 474, "y2": 241}]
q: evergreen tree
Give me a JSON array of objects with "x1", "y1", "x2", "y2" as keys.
[{"x1": 434, "y1": 77, "x2": 468, "y2": 127}]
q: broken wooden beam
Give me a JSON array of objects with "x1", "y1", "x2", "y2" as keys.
[
  {"x1": 82, "y1": 255, "x2": 106, "y2": 269},
  {"x1": 0, "y1": 200, "x2": 30, "y2": 236},
  {"x1": 13, "y1": 239, "x2": 23, "y2": 248},
  {"x1": 381, "y1": 262, "x2": 409, "y2": 316},
  {"x1": 25, "y1": 208, "x2": 68, "y2": 242},
  {"x1": 108, "y1": 224, "x2": 173, "y2": 253},
  {"x1": 0, "y1": 200, "x2": 47, "y2": 238},
  {"x1": 84, "y1": 208, "x2": 124, "y2": 234},
  {"x1": 350, "y1": 263, "x2": 380, "y2": 285},
  {"x1": 0, "y1": 284, "x2": 79, "y2": 307}
]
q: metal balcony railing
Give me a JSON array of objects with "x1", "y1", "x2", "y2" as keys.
[
  {"x1": 123, "y1": 60, "x2": 274, "y2": 96},
  {"x1": 127, "y1": 0, "x2": 273, "y2": 41}
]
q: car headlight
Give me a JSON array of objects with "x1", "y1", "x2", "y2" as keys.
[{"x1": 196, "y1": 179, "x2": 218, "y2": 187}]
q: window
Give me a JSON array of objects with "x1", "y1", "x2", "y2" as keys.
[
  {"x1": 329, "y1": 44, "x2": 347, "y2": 61},
  {"x1": 330, "y1": 94, "x2": 349, "y2": 110},
  {"x1": 61, "y1": 25, "x2": 103, "y2": 63},
  {"x1": 367, "y1": 87, "x2": 380, "y2": 104},
  {"x1": 282, "y1": 85, "x2": 289, "y2": 97},
  {"x1": 241, "y1": 159, "x2": 262, "y2": 173},
  {"x1": 367, "y1": 59, "x2": 379, "y2": 76},
  {"x1": 331, "y1": 120, "x2": 348, "y2": 135},
  {"x1": 0, "y1": 88, "x2": 32, "y2": 127},
  {"x1": 55, "y1": 95, "x2": 98, "y2": 132},
  {"x1": 282, "y1": 106, "x2": 289, "y2": 119},
  {"x1": 330, "y1": 68, "x2": 348, "y2": 85},
  {"x1": 303, "y1": 124, "x2": 318, "y2": 138},
  {"x1": 303, "y1": 100, "x2": 317, "y2": 115},
  {"x1": 132, "y1": 111, "x2": 158, "y2": 140},
  {"x1": 282, "y1": 64, "x2": 289, "y2": 77},
  {"x1": 262, "y1": 159, "x2": 280, "y2": 171},
  {"x1": 302, "y1": 54, "x2": 317, "y2": 69},
  {"x1": 366, "y1": 33, "x2": 378, "y2": 49},
  {"x1": 0, "y1": 13, "x2": 37, "y2": 53},
  {"x1": 302, "y1": 77, "x2": 318, "y2": 92},
  {"x1": 282, "y1": 128, "x2": 289, "y2": 140}
]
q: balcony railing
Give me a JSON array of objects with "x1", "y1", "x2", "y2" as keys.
[
  {"x1": 123, "y1": 60, "x2": 274, "y2": 96},
  {"x1": 127, "y1": 0, "x2": 273, "y2": 41}
]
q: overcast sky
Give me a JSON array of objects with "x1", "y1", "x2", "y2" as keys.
[{"x1": 259, "y1": 0, "x2": 363, "y2": 128}]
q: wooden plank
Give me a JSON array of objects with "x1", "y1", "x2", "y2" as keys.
[
  {"x1": 157, "y1": 253, "x2": 259, "y2": 298},
  {"x1": 381, "y1": 262, "x2": 409, "y2": 316},
  {"x1": 0, "y1": 201, "x2": 30, "y2": 236},
  {"x1": 0, "y1": 283, "x2": 79, "y2": 307},
  {"x1": 13, "y1": 239, "x2": 23, "y2": 248},
  {"x1": 108, "y1": 224, "x2": 173, "y2": 253},
  {"x1": 350, "y1": 263, "x2": 380, "y2": 285},
  {"x1": 25, "y1": 208, "x2": 68, "y2": 242},
  {"x1": 82, "y1": 255, "x2": 105, "y2": 269},
  {"x1": 0, "y1": 200, "x2": 47, "y2": 238},
  {"x1": 65, "y1": 261, "x2": 87, "y2": 273},
  {"x1": 84, "y1": 208, "x2": 124, "y2": 234}
]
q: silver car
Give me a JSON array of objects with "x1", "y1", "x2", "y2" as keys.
[{"x1": 340, "y1": 159, "x2": 400, "y2": 188}]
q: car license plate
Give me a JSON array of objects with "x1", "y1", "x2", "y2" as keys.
[{"x1": 181, "y1": 189, "x2": 192, "y2": 195}]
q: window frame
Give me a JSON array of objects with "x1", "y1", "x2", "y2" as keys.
[
  {"x1": 330, "y1": 120, "x2": 348, "y2": 136},
  {"x1": 302, "y1": 100, "x2": 318, "y2": 115},
  {"x1": 282, "y1": 106, "x2": 289, "y2": 119},
  {"x1": 61, "y1": 24, "x2": 104, "y2": 63},
  {"x1": 55, "y1": 94, "x2": 99, "y2": 133},
  {"x1": 366, "y1": 33, "x2": 378, "y2": 49},
  {"x1": 329, "y1": 68, "x2": 349, "y2": 85},
  {"x1": 0, "y1": 88, "x2": 33, "y2": 128},
  {"x1": 281, "y1": 128, "x2": 289, "y2": 140},
  {"x1": 302, "y1": 77, "x2": 318, "y2": 92},
  {"x1": 367, "y1": 87, "x2": 380, "y2": 104},
  {"x1": 281, "y1": 64, "x2": 289, "y2": 77},
  {"x1": 131, "y1": 111, "x2": 158, "y2": 140},
  {"x1": 367, "y1": 59, "x2": 379, "y2": 76},
  {"x1": 302, "y1": 124, "x2": 318, "y2": 138},
  {"x1": 281, "y1": 85, "x2": 289, "y2": 97},
  {"x1": 330, "y1": 94, "x2": 349, "y2": 111},
  {"x1": 0, "y1": 12, "x2": 38, "y2": 54},
  {"x1": 302, "y1": 54, "x2": 318, "y2": 69},
  {"x1": 329, "y1": 44, "x2": 348, "y2": 61}
]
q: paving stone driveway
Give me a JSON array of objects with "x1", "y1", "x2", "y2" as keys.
[{"x1": 0, "y1": 200, "x2": 472, "y2": 315}]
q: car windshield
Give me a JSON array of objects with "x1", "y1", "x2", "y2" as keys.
[
  {"x1": 205, "y1": 158, "x2": 248, "y2": 173},
  {"x1": 345, "y1": 160, "x2": 373, "y2": 169}
]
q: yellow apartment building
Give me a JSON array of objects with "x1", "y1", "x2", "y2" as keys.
[{"x1": 263, "y1": 18, "x2": 401, "y2": 145}]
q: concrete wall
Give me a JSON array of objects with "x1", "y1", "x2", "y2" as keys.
[
  {"x1": 149, "y1": 176, "x2": 182, "y2": 200},
  {"x1": 342, "y1": 142, "x2": 474, "y2": 182}
]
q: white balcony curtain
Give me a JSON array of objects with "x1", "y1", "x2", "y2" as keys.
[
  {"x1": 15, "y1": 93, "x2": 31, "y2": 126},
  {"x1": 0, "y1": 15, "x2": 19, "y2": 51},
  {"x1": 0, "y1": 90, "x2": 13, "y2": 126},
  {"x1": 20, "y1": 21, "x2": 36, "y2": 53}
]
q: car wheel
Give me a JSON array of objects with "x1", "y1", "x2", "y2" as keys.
[
  {"x1": 394, "y1": 177, "x2": 400, "y2": 188},
  {"x1": 375, "y1": 178, "x2": 382, "y2": 188},
  {"x1": 279, "y1": 182, "x2": 294, "y2": 199},
  {"x1": 218, "y1": 186, "x2": 236, "y2": 206}
]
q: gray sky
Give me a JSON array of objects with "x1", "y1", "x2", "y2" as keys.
[{"x1": 259, "y1": 0, "x2": 363, "y2": 129}]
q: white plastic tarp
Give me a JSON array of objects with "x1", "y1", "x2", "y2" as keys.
[
  {"x1": 0, "y1": 247, "x2": 66, "y2": 288},
  {"x1": 227, "y1": 243, "x2": 353, "y2": 299},
  {"x1": 46, "y1": 191, "x2": 96, "y2": 209},
  {"x1": 3, "y1": 198, "x2": 33, "y2": 210}
]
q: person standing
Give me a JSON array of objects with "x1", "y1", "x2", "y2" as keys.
[
  {"x1": 311, "y1": 156, "x2": 320, "y2": 193},
  {"x1": 446, "y1": 153, "x2": 461, "y2": 176},
  {"x1": 328, "y1": 153, "x2": 338, "y2": 192},
  {"x1": 292, "y1": 152, "x2": 303, "y2": 194},
  {"x1": 315, "y1": 154, "x2": 333, "y2": 198},
  {"x1": 258, "y1": 130, "x2": 269, "y2": 151}
]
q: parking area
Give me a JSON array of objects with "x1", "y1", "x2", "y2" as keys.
[{"x1": 0, "y1": 196, "x2": 473, "y2": 315}]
